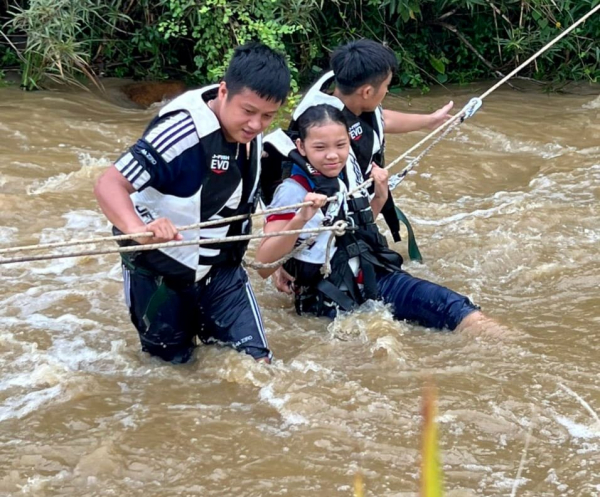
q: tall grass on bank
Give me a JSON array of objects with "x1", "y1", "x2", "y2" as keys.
[{"x1": 3, "y1": 0, "x2": 128, "y2": 90}]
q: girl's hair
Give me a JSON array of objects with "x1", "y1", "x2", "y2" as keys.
[{"x1": 296, "y1": 104, "x2": 348, "y2": 140}]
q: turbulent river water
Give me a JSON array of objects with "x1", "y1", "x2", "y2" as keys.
[{"x1": 0, "y1": 79, "x2": 599, "y2": 496}]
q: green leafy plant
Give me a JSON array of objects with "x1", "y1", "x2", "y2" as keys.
[{"x1": 2, "y1": 0, "x2": 598, "y2": 92}]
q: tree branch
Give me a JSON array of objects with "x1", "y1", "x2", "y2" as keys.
[
  {"x1": 483, "y1": 0, "x2": 512, "y2": 25},
  {"x1": 431, "y1": 20, "x2": 522, "y2": 90}
]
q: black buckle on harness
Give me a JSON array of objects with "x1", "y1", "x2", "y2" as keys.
[
  {"x1": 345, "y1": 242, "x2": 361, "y2": 258},
  {"x1": 351, "y1": 210, "x2": 374, "y2": 226},
  {"x1": 316, "y1": 279, "x2": 357, "y2": 312},
  {"x1": 348, "y1": 196, "x2": 370, "y2": 211},
  {"x1": 376, "y1": 232, "x2": 389, "y2": 246}
]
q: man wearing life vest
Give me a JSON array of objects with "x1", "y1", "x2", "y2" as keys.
[
  {"x1": 94, "y1": 43, "x2": 291, "y2": 364},
  {"x1": 261, "y1": 39, "x2": 453, "y2": 293}
]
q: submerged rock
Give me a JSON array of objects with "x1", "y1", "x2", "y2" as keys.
[{"x1": 121, "y1": 80, "x2": 187, "y2": 107}]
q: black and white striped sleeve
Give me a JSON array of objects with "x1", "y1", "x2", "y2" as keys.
[
  {"x1": 114, "y1": 111, "x2": 200, "y2": 191},
  {"x1": 114, "y1": 148, "x2": 150, "y2": 191}
]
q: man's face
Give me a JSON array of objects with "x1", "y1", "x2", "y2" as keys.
[
  {"x1": 364, "y1": 72, "x2": 392, "y2": 112},
  {"x1": 217, "y1": 83, "x2": 282, "y2": 143}
]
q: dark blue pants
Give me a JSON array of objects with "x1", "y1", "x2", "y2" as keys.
[
  {"x1": 377, "y1": 270, "x2": 479, "y2": 330},
  {"x1": 123, "y1": 264, "x2": 271, "y2": 363},
  {"x1": 318, "y1": 270, "x2": 478, "y2": 330}
]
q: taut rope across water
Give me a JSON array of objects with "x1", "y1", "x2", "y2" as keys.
[
  {"x1": 0, "y1": 221, "x2": 348, "y2": 266},
  {"x1": 1, "y1": 2, "x2": 598, "y2": 264}
]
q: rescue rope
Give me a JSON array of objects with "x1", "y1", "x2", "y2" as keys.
[
  {"x1": 0, "y1": 221, "x2": 348, "y2": 266},
  {"x1": 2, "y1": 3, "x2": 597, "y2": 261},
  {"x1": 320, "y1": 231, "x2": 338, "y2": 277},
  {"x1": 0, "y1": 200, "x2": 333, "y2": 255},
  {"x1": 386, "y1": 118, "x2": 461, "y2": 191},
  {"x1": 243, "y1": 235, "x2": 317, "y2": 270},
  {"x1": 351, "y1": 1, "x2": 600, "y2": 195}
]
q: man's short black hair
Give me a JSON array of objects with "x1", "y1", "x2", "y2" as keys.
[
  {"x1": 330, "y1": 39, "x2": 398, "y2": 95},
  {"x1": 224, "y1": 42, "x2": 291, "y2": 104}
]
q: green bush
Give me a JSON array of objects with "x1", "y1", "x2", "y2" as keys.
[{"x1": 2, "y1": 0, "x2": 598, "y2": 92}]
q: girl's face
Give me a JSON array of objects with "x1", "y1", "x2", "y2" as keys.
[{"x1": 296, "y1": 121, "x2": 350, "y2": 178}]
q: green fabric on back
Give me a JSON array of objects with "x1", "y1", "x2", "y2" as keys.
[{"x1": 394, "y1": 205, "x2": 423, "y2": 263}]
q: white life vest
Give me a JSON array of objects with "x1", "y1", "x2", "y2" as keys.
[{"x1": 129, "y1": 86, "x2": 262, "y2": 282}]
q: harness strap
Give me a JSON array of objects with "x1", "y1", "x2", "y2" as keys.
[
  {"x1": 380, "y1": 195, "x2": 423, "y2": 263},
  {"x1": 381, "y1": 194, "x2": 402, "y2": 242},
  {"x1": 394, "y1": 205, "x2": 423, "y2": 262},
  {"x1": 347, "y1": 195, "x2": 370, "y2": 211},
  {"x1": 358, "y1": 252, "x2": 378, "y2": 301},
  {"x1": 316, "y1": 279, "x2": 357, "y2": 312}
]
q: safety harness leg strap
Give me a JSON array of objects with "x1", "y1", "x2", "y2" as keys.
[{"x1": 316, "y1": 279, "x2": 357, "y2": 312}]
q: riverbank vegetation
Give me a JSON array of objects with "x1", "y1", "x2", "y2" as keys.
[{"x1": 1, "y1": 0, "x2": 598, "y2": 92}]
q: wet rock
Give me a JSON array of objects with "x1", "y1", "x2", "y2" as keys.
[{"x1": 121, "y1": 81, "x2": 187, "y2": 108}]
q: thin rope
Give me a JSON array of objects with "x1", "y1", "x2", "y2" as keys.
[
  {"x1": 509, "y1": 408, "x2": 538, "y2": 497},
  {"x1": 558, "y1": 383, "x2": 600, "y2": 427},
  {"x1": 244, "y1": 235, "x2": 317, "y2": 270},
  {"x1": 480, "y1": 3, "x2": 600, "y2": 100},
  {"x1": 350, "y1": 1, "x2": 600, "y2": 196},
  {"x1": 0, "y1": 200, "x2": 331, "y2": 255},
  {"x1": 3, "y1": 4, "x2": 597, "y2": 258},
  {"x1": 0, "y1": 221, "x2": 348, "y2": 266},
  {"x1": 0, "y1": 231, "x2": 155, "y2": 255},
  {"x1": 319, "y1": 230, "x2": 338, "y2": 277},
  {"x1": 387, "y1": 118, "x2": 461, "y2": 190}
]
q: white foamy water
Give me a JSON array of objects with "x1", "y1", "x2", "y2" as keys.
[{"x1": 0, "y1": 83, "x2": 598, "y2": 496}]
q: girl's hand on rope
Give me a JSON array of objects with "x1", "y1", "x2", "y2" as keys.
[
  {"x1": 427, "y1": 101, "x2": 454, "y2": 130},
  {"x1": 296, "y1": 193, "x2": 328, "y2": 223},
  {"x1": 371, "y1": 165, "x2": 389, "y2": 201},
  {"x1": 137, "y1": 218, "x2": 183, "y2": 245}
]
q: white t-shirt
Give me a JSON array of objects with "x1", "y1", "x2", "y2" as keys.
[{"x1": 266, "y1": 177, "x2": 360, "y2": 276}]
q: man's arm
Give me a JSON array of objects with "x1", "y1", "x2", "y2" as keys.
[
  {"x1": 382, "y1": 101, "x2": 454, "y2": 133},
  {"x1": 94, "y1": 166, "x2": 181, "y2": 244}
]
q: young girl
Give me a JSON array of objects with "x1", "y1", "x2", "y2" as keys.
[{"x1": 256, "y1": 104, "x2": 484, "y2": 332}]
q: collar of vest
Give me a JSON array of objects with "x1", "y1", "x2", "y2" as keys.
[
  {"x1": 262, "y1": 129, "x2": 318, "y2": 177},
  {"x1": 263, "y1": 128, "x2": 296, "y2": 157},
  {"x1": 159, "y1": 85, "x2": 221, "y2": 141},
  {"x1": 159, "y1": 85, "x2": 262, "y2": 202},
  {"x1": 292, "y1": 71, "x2": 344, "y2": 120},
  {"x1": 290, "y1": 71, "x2": 383, "y2": 136},
  {"x1": 289, "y1": 164, "x2": 347, "y2": 205}
]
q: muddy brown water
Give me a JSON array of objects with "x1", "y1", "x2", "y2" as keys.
[{"x1": 0, "y1": 79, "x2": 599, "y2": 496}]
